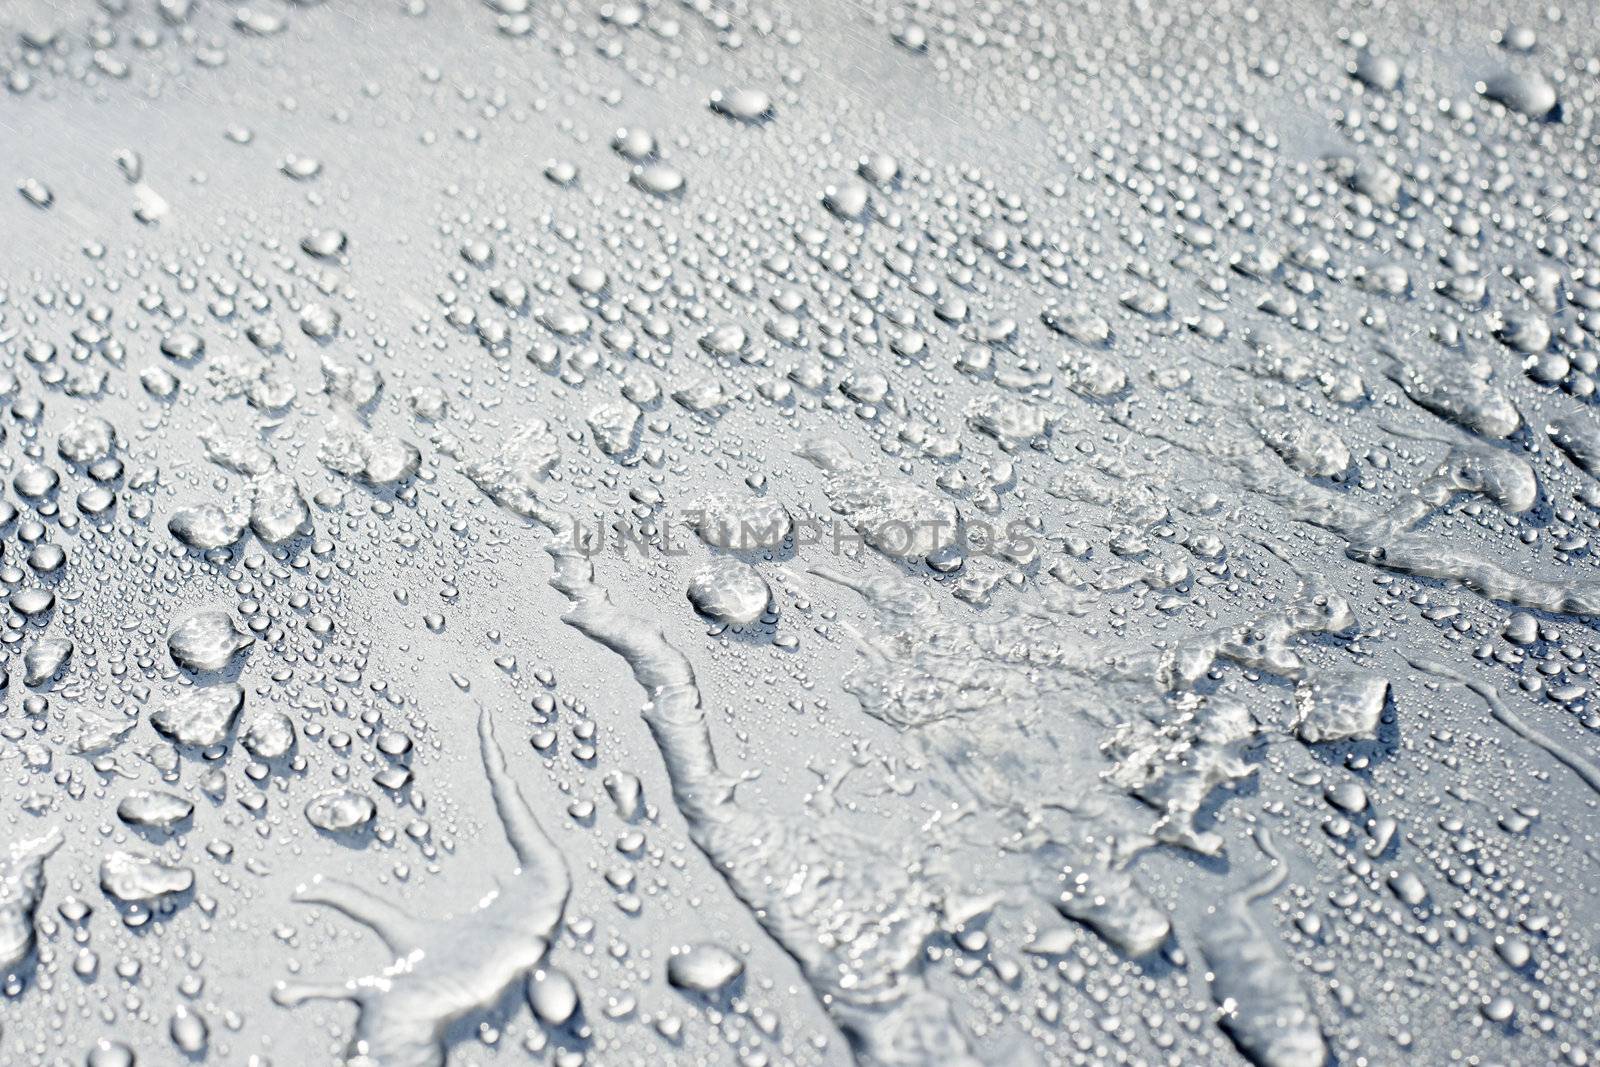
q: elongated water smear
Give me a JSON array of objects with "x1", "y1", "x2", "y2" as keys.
[
  {"x1": 273, "y1": 707, "x2": 570, "y2": 1067},
  {"x1": 1409, "y1": 657, "x2": 1600, "y2": 797},
  {"x1": 530, "y1": 508, "x2": 982, "y2": 1066},
  {"x1": 0, "y1": 829, "x2": 62, "y2": 978},
  {"x1": 1148, "y1": 424, "x2": 1600, "y2": 617},
  {"x1": 1199, "y1": 829, "x2": 1327, "y2": 1067}
]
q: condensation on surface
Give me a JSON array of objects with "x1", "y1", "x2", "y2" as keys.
[{"x1": 1, "y1": 1, "x2": 1600, "y2": 1065}]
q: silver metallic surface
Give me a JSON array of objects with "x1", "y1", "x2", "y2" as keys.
[{"x1": 1, "y1": 1, "x2": 1599, "y2": 1064}]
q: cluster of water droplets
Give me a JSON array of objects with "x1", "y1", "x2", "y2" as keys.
[{"x1": 2, "y1": 0, "x2": 1600, "y2": 1065}]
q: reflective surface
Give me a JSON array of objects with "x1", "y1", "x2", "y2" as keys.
[{"x1": 1, "y1": 1, "x2": 1599, "y2": 1065}]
